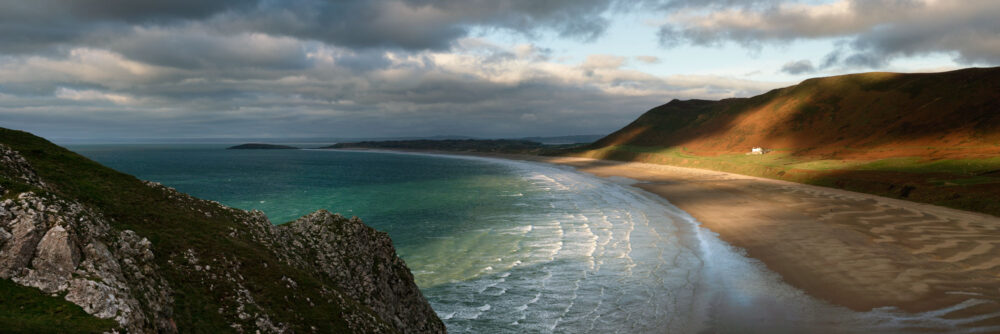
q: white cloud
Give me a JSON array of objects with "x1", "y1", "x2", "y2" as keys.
[
  {"x1": 581, "y1": 54, "x2": 627, "y2": 69},
  {"x1": 54, "y1": 87, "x2": 135, "y2": 105},
  {"x1": 634, "y1": 55, "x2": 661, "y2": 64}
]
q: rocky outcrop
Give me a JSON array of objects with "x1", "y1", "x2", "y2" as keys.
[
  {"x1": 0, "y1": 141, "x2": 444, "y2": 333},
  {"x1": 144, "y1": 180, "x2": 446, "y2": 334},
  {"x1": 277, "y1": 211, "x2": 445, "y2": 333},
  {"x1": 0, "y1": 143, "x2": 44, "y2": 188},
  {"x1": 0, "y1": 192, "x2": 175, "y2": 333}
]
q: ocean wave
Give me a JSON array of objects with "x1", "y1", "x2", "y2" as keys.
[{"x1": 385, "y1": 152, "x2": 942, "y2": 333}]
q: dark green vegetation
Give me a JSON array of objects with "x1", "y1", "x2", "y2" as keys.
[
  {"x1": 577, "y1": 67, "x2": 1000, "y2": 216},
  {"x1": 226, "y1": 143, "x2": 299, "y2": 149},
  {"x1": 324, "y1": 139, "x2": 576, "y2": 153},
  {"x1": 0, "y1": 279, "x2": 118, "y2": 333},
  {"x1": 0, "y1": 128, "x2": 391, "y2": 332},
  {"x1": 518, "y1": 134, "x2": 603, "y2": 145}
]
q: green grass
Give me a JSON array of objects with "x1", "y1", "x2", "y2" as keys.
[
  {"x1": 852, "y1": 156, "x2": 1000, "y2": 175},
  {"x1": 574, "y1": 67, "x2": 1000, "y2": 216},
  {"x1": 575, "y1": 145, "x2": 1000, "y2": 216},
  {"x1": 0, "y1": 279, "x2": 118, "y2": 333},
  {"x1": 929, "y1": 176, "x2": 1000, "y2": 186},
  {"x1": 587, "y1": 145, "x2": 1000, "y2": 175}
]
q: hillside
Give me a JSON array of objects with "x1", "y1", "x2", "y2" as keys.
[
  {"x1": 578, "y1": 67, "x2": 1000, "y2": 215},
  {"x1": 0, "y1": 128, "x2": 444, "y2": 333}
]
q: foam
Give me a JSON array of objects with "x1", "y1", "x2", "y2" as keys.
[{"x1": 351, "y1": 151, "x2": 981, "y2": 333}]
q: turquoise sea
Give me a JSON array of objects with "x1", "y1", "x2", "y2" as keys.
[{"x1": 69, "y1": 144, "x2": 967, "y2": 333}]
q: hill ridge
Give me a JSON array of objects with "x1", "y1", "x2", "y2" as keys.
[{"x1": 581, "y1": 67, "x2": 1000, "y2": 216}]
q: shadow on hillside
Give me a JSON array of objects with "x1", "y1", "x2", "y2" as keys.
[
  {"x1": 556, "y1": 151, "x2": 1000, "y2": 218},
  {"x1": 588, "y1": 67, "x2": 1000, "y2": 160}
]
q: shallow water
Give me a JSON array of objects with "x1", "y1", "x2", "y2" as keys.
[{"x1": 70, "y1": 145, "x2": 988, "y2": 333}]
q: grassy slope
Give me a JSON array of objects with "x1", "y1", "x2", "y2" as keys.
[
  {"x1": 576, "y1": 67, "x2": 1000, "y2": 216},
  {"x1": 0, "y1": 128, "x2": 385, "y2": 332},
  {"x1": 0, "y1": 279, "x2": 117, "y2": 333}
]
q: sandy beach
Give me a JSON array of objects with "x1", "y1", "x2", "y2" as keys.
[
  {"x1": 333, "y1": 148, "x2": 1000, "y2": 329},
  {"x1": 513, "y1": 155, "x2": 1000, "y2": 329}
]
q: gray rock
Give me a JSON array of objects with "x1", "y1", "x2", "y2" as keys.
[
  {"x1": 274, "y1": 210, "x2": 446, "y2": 334},
  {"x1": 0, "y1": 144, "x2": 44, "y2": 188},
  {"x1": 1, "y1": 192, "x2": 175, "y2": 333},
  {"x1": 26, "y1": 225, "x2": 81, "y2": 292}
]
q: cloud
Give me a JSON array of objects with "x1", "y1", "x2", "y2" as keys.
[
  {"x1": 0, "y1": 38, "x2": 784, "y2": 139},
  {"x1": 0, "y1": 0, "x2": 256, "y2": 53},
  {"x1": 104, "y1": 26, "x2": 313, "y2": 70},
  {"x1": 634, "y1": 55, "x2": 661, "y2": 64},
  {"x1": 54, "y1": 87, "x2": 135, "y2": 105},
  {"x1": 0, "y1": 0, "x2": 624, "y2": 53},
  {"x1": 779, "y1": 59, "x2": 815, "y2": 75},
  {"x1": 16, "y1": 0, "x2": 975, "y2": 140},
  {"x1": 582, "y1": 54, "x2": 627, "y2": 69},
  {"x1": 656, "y1": 0, "x2": 1000, "y2": 67},
  {"x1": 217, "y1": 0, "x2": 622, "y2": 50}
]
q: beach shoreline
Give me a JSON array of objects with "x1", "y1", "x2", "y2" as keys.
[
  {"x1": 529, "y1": 155, "x2": 1000, "y2": 326},
  {"x1": 329, "y1": 148, "x2": 1000, "y2": 328}
]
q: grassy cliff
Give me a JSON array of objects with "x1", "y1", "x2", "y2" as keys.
[
  {"x1": 0, "y1": 128, "x2": 443, "y2": 333},
  {"x1": 577, "y1": 67, "x2": 1000, "y2": 216}
]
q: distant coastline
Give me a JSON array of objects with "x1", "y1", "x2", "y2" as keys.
[
  {"x1": 320, "y1": 138, "x2": 586, "y2": 154},
  {"x1": 226, "y1": 143, "x2": 300, "y2": 150}
]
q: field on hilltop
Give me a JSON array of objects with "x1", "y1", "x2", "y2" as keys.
[{"x1": 575, "y1": 67, "x2": 1000, "y2": 216}]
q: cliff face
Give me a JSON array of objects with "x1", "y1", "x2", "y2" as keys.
[
  {"x1": 1, "y1": 191, "x2": 174, "y2": 332},
  {"x1": 275, "y1": 211, "x2": 442, "y2": 332},
  {"x1": 0, "y1": 128, "x2": 445, "y2": 333}
]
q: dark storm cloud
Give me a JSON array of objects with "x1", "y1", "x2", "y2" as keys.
[
  {"x1": 0, "y1": 0, "x2": 624, "y2": 53},
  {"x1": 847, "y1": 10, "x2": 1000, "y2": 65},
  {"x1": 204, "y1": 0, "x2": 622, "y2": 50},
  {"x1": 779, "y1": 59, "x2": 815, "y2": 75},
  {"x1": 5, "y1": 0, "x2": 253, "y2": 21},
  {"x1": 104, "y1": 26, "x2": 313, "y2": 70},
  {"x1": 0, "y1": 0, "x2": 255, "y2": 53}
]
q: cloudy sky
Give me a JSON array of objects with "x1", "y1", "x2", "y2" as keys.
[{"x1": 1, "y1": 0, "x2": 997, "y2": 141}]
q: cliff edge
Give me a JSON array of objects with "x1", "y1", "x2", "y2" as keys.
[{"x1": 0, "y1": 128, "x2": 445, "y2": 333}]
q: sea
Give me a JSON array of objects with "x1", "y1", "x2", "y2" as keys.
[{"x1": 68, "y1": 144, "x2": 975, "y2": 333}]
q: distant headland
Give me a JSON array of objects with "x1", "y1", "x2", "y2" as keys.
[
  {"x1": 322, "y1": 139, "x2": 548, "y2": 153},
  {"x1": 226, "y1": 143, "x2": 299, "y2": 150}
]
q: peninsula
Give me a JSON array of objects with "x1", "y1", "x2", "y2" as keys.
[
  {"x1": 227, "y1": 143, "x2": 299, "y2": 149},
  {"x1": 323, "y1": 139, "x2": 550, "y2": 153}
]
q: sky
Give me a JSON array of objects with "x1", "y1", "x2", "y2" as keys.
[{"x1": 1, "y1": 0, "x2": 998, "y2": 141}]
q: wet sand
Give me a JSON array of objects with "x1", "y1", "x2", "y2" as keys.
[{"x1": 526, "y1": 156, "x2": 1000, "y2": 329}]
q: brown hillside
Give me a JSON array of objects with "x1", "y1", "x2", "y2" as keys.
[
  {"x1": 593, "y1": 67, "x2": 1000, "y2": 159},
  {"x1": 579, "y1": 67, "x2": 1000, "y2": 216}
]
